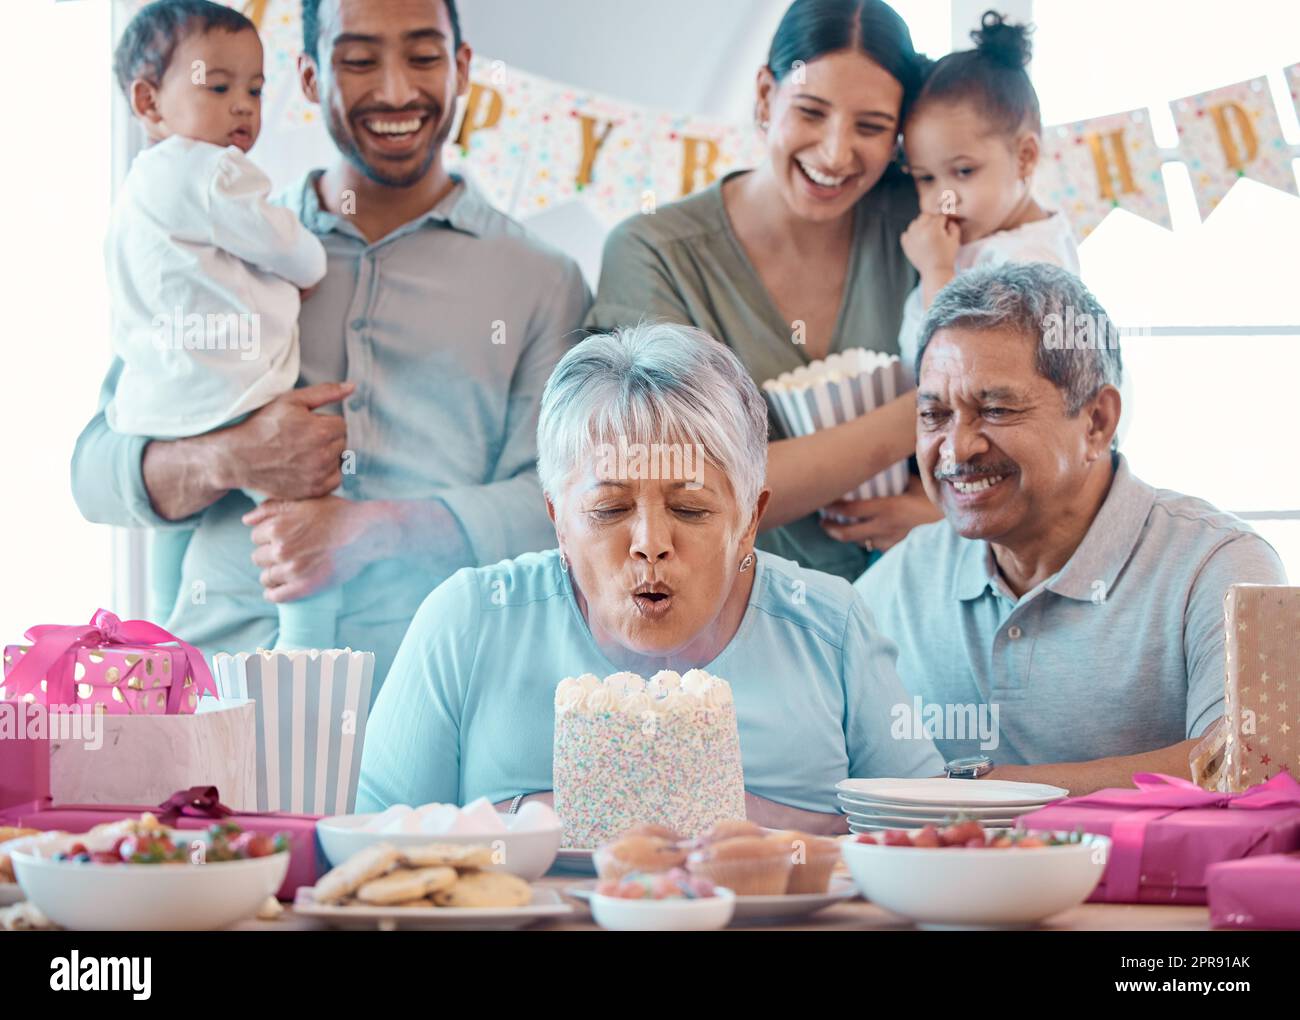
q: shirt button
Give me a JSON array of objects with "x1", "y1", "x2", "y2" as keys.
[
  {"x1": 350, "y1": 318, "x2": 365, "y2": 331},
  {"x1": 1008, "y1": 625, "x2": 1023, "y2": 640}
]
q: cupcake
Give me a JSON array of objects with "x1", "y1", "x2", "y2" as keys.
[
  {"x1": 594, "y1": 836, "x2": 687, "y2": 882},
  {"x1": 686, "y1": 836, "x2": 793, "y2": 896},
  {"x1": 765, "y1": 830, "x2": 841, "y2": 894},
  {"x1": 692, "y1": 819, "x2": 765, "y2": 846}
]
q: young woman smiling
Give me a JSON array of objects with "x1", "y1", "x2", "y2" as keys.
[{"x1": 587, "y1": 0, "x2": 942, "y2": 583}]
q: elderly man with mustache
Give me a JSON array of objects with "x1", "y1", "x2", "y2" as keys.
[
  {"x1": 72, "y1": 0, "x2": 589, "y2": 689},
  {"x1": 851, "y1": 262, "x2": 1286, "y2": 795}
]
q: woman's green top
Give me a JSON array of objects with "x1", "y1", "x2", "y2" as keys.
[{"x1": 585, "y1": 168, "x2": 918, "y2": 581}]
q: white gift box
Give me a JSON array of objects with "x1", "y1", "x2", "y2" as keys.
[
  {"x1": 763, "y1": 349, "x2": 913, "y2": 501},
  {"x1": 212, "y1": 649, "x2": 375, "y2": 814},
  {"x1": 48, "y1": 698, "x2": 257, "y2": 810}
]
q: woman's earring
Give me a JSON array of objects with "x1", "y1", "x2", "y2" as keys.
[
  {"x1": 559, "y1": 552, "x2": 569, "y2": 573},
  {"x1": 739, "y1": 552, "x2": 755, "y2": 573}
]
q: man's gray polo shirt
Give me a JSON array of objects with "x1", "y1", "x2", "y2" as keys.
[{"x1": 855, "y1": 455, "x2": 1287, "y2": 765}]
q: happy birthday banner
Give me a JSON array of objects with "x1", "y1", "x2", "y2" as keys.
[{"x1": 128, "y1": 0, "x2": 1300, "y2": 237}]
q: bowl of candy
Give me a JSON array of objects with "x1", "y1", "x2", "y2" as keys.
[
  {"x1": 11, "y1": 813, "x2": 290, "y2": 930},
  {"x1": 589, "y1": 868, "x2": 735, "y2": 931}
]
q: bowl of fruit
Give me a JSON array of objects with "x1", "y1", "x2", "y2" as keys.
[
  {"x1": 11, "y1": 813, "x2": 290, "y2": 930},
  {"x1": 841, "y1": 820, "x2": 1110, "y2": 929}
]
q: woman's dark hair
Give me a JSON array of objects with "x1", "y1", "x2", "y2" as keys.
[
  {"x1": 113, "y1": 0, "x2": 256, "y2": 99},
  {"x1": 910, "y1": 10, "x2": 1040, "y2": 136},
  {"x1": 302, "y1": 0, "x2": 462, "y2": 63},
  {"x1": 766, "y1": 0, "x2": 928, "y2": 122}
]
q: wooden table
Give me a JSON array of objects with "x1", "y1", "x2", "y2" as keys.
[{"x1": 234, "y1": 876, "x2": 1212, "y2": 931}]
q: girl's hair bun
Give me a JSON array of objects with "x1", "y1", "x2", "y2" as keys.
[{"x1": 972, "y1": 9, "x2": 1032, "y2": 69}]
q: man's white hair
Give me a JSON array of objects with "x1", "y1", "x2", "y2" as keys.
[{"x1": 537, "y1": 322, "x2": 769, "y2": 517}]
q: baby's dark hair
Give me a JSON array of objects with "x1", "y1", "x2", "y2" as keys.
[
  {"x1": 113, "y1": 0, "x2": 257, "y2": 100},
  {"x1": 911, "y1": 10, "x2": 1040, "y2": 136}
]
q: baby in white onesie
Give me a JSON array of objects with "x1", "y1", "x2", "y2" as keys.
[{"x1": 109, "y1": 0, "x2": 335, "y2": 649}]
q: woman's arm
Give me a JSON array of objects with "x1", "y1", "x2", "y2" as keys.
[
  {"x1": 761, "y1": 392, "x2": 916, "y2": 530},
  {"x1": 743, "y1": 793, "x2": 848, "y2": 835},
  {"x1": 356, "y1": 571, "x2": 480, "y2": 811}
]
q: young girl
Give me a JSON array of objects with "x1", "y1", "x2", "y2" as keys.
[{"x1": 896, "y1": 10, "x2": 1080, "y2": 377}]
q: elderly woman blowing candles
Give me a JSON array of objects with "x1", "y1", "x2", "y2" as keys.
[{"x1": 357, "y1": 322, "x2": 941, "y2": 834}]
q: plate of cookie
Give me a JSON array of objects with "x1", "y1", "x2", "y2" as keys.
[{"x1": 295, "y1": 840, "x2": 573, "y2": 930}]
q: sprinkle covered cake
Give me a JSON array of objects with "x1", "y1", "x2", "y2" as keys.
[{"x1": 552, "y1": 669, "x2": 746, "y2": 848}]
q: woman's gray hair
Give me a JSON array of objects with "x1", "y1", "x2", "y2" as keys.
[
  {"x1": 537, "y1": 322, "x2": 770, "y2": 518},
  {"x1": 916, "y1": 262, "x2": 1123, "y2": 415}
]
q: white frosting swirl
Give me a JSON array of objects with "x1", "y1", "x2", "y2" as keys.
[
  {"x1": 555, "y1": 668, "x2": 734, "y2": 715},
  {"x1": 649, "y1": 670, "x2": 681, "y2": 693},
  {"x1": 680, "y1": 668, "x2": 713, "y2": 697},
  {"x1": 604, "y1": 671, "x2": 639, "y2": 697},
  {"x1": 554, "y1": 677, "x2": 586, "y2": 712},
  {"x1": 622, "y1": 691, "x2": 654, "y2": 717}
]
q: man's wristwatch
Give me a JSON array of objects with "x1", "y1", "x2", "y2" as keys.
[{"x1": 944, "y1": 754, "x2": 994, "y2": 779}]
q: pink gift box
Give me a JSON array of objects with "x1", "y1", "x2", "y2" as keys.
[
  {"x1": 1208, "y1": 853, "x2": 1300, "y2": 929},
  {"x1": 2, "y1": 609, "x2": 216, "y2": 715},
  {"x1": 1017, "y1": 772, "x2": 1300, "y2": 904},
  {"x1": 4, "y1": 643, "x2": 198, "y2": 715},
  {"x1": 0, "y1": 705, "x2": 49, "y2": 813},
  {"x1": 9, "y1": 786, "x2": 323, "y2": 901}
]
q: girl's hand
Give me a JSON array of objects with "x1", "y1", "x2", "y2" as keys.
[
  {"x1": 901, "y1": 211, "x2": 961, "y2": 277},
  {"x1": 820, "y1": 475, "x2": 942, "y2": 553}
]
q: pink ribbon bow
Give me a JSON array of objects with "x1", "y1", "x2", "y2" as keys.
[
  {"x1": 1068, "y1": 772, "x2": 1300, "y2": 901},
  {"x1": 3, "y1": 609, "x2": 216, "y2": 712}
]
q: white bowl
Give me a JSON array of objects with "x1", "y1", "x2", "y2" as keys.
[
  {"x1": 841, "y1": 832, "x2": 1110, "y2": 929},
  {"x1": 590, "y1": 888, "x2": 736, "y2": 931},
  {"x1": 317, "y1": 812, "x2": 561, "y2": 882},
  {"x1": 12, "y1": 842, "x2": 289, "y2": 931}
]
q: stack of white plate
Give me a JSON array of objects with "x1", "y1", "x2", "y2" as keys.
[{"x1": 837, "y1": 778, "x2": 1068, "y2": 832}]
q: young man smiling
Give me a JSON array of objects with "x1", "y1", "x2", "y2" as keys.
[
  {"x1": 855, "y1": 263, "x2": 1286, "y2": 795},
  {"x1": 73, "y1": 0, "x2": 590, "y2": 688}
]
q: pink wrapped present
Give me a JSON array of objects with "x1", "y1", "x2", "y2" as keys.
[
  {"x1": 0, "y1": 699, "x2": 49, "y2": 813},
  {"x1": 12, "y1": 786, "x2": 323, "y2": 901},
  {"x1": 1208, "y1": 853, "x2": 1300, "y2": 929},
  {"x1": 2, "y1": 609, "x2": 216, "y2": 715},
  {"x1": 1017, "y1": 771, "x2": 1300, "y2": 904}
]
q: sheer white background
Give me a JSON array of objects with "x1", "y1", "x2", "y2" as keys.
[{"x1": 0, "y1": 0, "x2": 1295, "y2": 644}]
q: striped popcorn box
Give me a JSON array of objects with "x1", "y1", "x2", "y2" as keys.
[
  {"x1": 762, "y1": 349, "x2": 913, "y2": 502},
  {"x1": 211, "y1": 648, "x2": 374, "y2": 815}
]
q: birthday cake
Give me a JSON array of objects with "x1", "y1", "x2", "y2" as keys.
[{"x1": 552, "y1": 669, "x2": 746, "y2": 849}]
